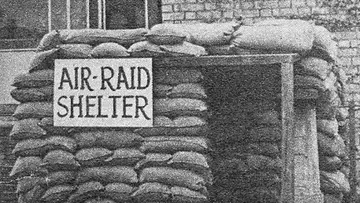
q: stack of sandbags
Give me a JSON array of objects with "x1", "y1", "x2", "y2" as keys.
[
  {"x1": 9, "y1": 70, "x2": 79, "y2": 203},
  {"x1": 9, "y1": 26, "x2": 216, "y2": 203},
  {"x1": 9, "y1": 28, "x2": 147, "y2": 203},
  {"x1": 132, "y1": 67, "x2": 213, "y2": 203},
  {"x1": 230, "y1": 19, "x2": 338, "y2": 63},
  {"x1": 70, "y1": 130, "x2": 142, "y2": 203},
  {"x1": 128, "y1": 22, "x2": 240, "y2": 57},
  {"x1": 0, "y1": 104, "x2": 18, "y2": 203}
]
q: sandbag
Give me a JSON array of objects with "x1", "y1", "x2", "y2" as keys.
[
  {"x1": 317, "y1": 119, "x2": 339, "y2": 138},
  {"x1": 131, "y1": 182, "x2": 171, "y2": 202},
  {"x1": 171, "y1": 186, "x2": 208, "y2": 203},
  {"x1": 13, "y1": 102, "x2": 53, "y2": 119},
  {"x1": 248, "y1": 126, "x2": 282, "y2": 142},
  {"x1": 67, "y1": 181, "x2": 105, "y2": 203},
  {"x1": 10, "y1": 118, "x2": 47, "y2": 140},
  {"x1": 140, "y1": 136, "x2": 210, "y2": 153},
  {"x1": 159, "y1": 41, "x2": 208, "y2": 56},
  {"x1": 0, "y1": 115, "x2": 17, "y2": 128},
  {"x1": 105, "y1": 148, "x2": 145, "y2": 166},
  {"x1": 12, "y1": 139, "x2": 47, "y2": 157},
  {"x1": 232, "y1": 19, "x2": 314, "y2": 53},
  {"x1": 9, "y1": 156, "x2": 47, "y2": 178},
  {"x1": 59, "y1": 28, "x2": 148, "y2": 45},
  {"x1": 37, "y1": 30, "x2": 61, "y2": 51},
  {"x1": 74, "y1": 130, "x2": 143, "y2": 150},
  {"x1": 246, "y1": 142, "x2": 280, "y2": 158},
  {"x1": 0, "y1": 104, "x2": 17, "y2": 115},
  {"x1": 58, "y1": 44, "x2": 93, "y2": 58},
  {"x1": 60, "y1": 28, "x2": 148, "y2": 46},
  {"x1": 44, "y1": 171, "x2": 76, "y2": 188},
  {"x1": 154, "y1": 98, "x2": 207, "y2": 117},
  {"x1": 250, "y1": 110, "x2": 280, "y2": 126},
  {"x1": 44, "y1": 136, "x2": 77, "y2": 153},
  {"x1": 232, "y1": 186, "x2": 280, "y2": 203},
  {"x1": 146, "y1": 24, "x2": 187, "y2": 45},
  {"x1": 210, "y1": 124, "x2": 248, "y2": 146},
  {"x1": 135, "y1": 153, "x2": 173, "y2": 170},
  {"x1": 38, "y1": 117, "x2": 74, "y2": 134},
  {"x1": 324, "y1": 193, "x2": 343, "y2": 203},
  {"x1": 28, "y1": 49, "x2": 59, "y2": 72},
  {"x1": 295, "y1": 57, "x2": 331, "y2": 80},
  {"x1": 91, "y1": 42, "x2": 130, "y2": 58},
  {"x1": 40, "y1": 185, "x2": 75, "y2": 203},
  {"x1": 18, "y1": 184, "x2": 46, "y2": 203},
  {"x1": 127, "y1": 41, "x2": 168, "y2": 57},
  {"x1": 75, "y1": 147, "x2": 113, "y2": 167},
  {"x1": 101, "y1": 183, "x2": 135, "y2": 202},
  {"x1": 183, "y1": 22, "x2": 239, "y2": 46},
  {"x1": 76, "y1": 166, "x2": 138, "y2": 184},
  {"x1": 320, "y1": 170, "x2": 350, "y2": 194},
  {"x1": 318, "y1": 132, "x2": 346, "y2": 158},
  {"x1": 295, "y1": 75, "x2": 327, "y2": 92},
  {"x1": 135, "y1": 116, "x2": 209, "y2": 137},
  {"x1": 317, "y1": 102, "x2": 338, "y2": 120},
  {"x1": 139, "y1": 167, "x2": 207, "y2": 192},
  {"x1": 42, "y1": 150, "x2": 80, "y2": 171},
  {"x1": 154, "y1": 68, "x2": 204, "y2": 85},
  {"x1": 169, "y1": 151, "x2": 213, "y2": 184},
  {"x1": 157, "y1": 83, "x2": 207, "y2": 100},
  {"x1": 214, "y1": 158, "x2": 249, "y2": 179},
  {"x1": 336, "y1": 108, "x2": 348, "y2": 122},
  {"x1": 11, "y1": 85, "x2": 53, "y2": 102},
  {"x1": 216, "y1": 171, "x2": 281, "y2": 189},
  {"x1": 246, "y1": 154, "x2": 282, "y2": 173},
  {"x1": 169, "y1": 151, "x2": 210, "y2": 172},
  {"x1": 16, "y1": 176, "x2": 45, "y2": 194},
  {"x1": 12, "y1": 69, "x2": 54, "y2": 88},
  {"x1": 310, "y1": 26, "x2": 338, "y2": 62},
  {"x1": 319, "y1": 156, "x2": 342, "y2": 172}
]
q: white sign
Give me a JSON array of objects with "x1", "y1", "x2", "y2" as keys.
[{"x1": 54, "y1": 58, "x2": 153, "y2": 127}]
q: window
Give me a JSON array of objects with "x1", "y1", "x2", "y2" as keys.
[
  {"x1": 0, "y1": 0, "x2": 49, "y2": 49},
  {"x1": 0, "y1": 0, "x2": 162, "y2": 50},
  {"x1": 90, "y1": 0, "x2": 162, "y2": 29}
]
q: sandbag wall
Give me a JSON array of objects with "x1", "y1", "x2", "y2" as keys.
[
  {"x1": 7, "y1": 25, "x2": 219, "y2": 203},
  {"x1": 0, "y1": 104, "x2": 18, "y2": 203},
  {"x1": 315, "y1": 62, "x2": 350, "y2": 203}
]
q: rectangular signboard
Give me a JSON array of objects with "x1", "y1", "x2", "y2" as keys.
[{"x1": 54, "y1": 58, "x2": 153, "y2": 127}]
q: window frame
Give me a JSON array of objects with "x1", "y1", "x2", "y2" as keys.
[{"x1": 0, "y1": 0, "x2": 154, "y2": 51}]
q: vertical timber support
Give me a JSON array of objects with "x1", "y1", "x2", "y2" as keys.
[
  {"x1": 280, "y1": 62, "x2": 295, "y2": 203},
  {"x1": 280, "y1": 62, "x2": 323, "y2": 203}
]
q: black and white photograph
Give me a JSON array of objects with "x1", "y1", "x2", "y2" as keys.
[{"x1": 0, "y1": 0, "x2": 358, "y2": 202}]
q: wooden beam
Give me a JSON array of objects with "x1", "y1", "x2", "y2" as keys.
[
  {"x1": 280, "y1": 62, "x2": 295, "y2": 203},
  {"x1": 152, "y1": 54, "x2": 299, "y2": 68}
]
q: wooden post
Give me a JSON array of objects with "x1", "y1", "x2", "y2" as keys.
[
  {"x1": 280, "y1": 62, "x2": 295, "y2": 203},
  {"x1": 349, "y1": 99, "x2": 357, "y2": 203},
  {"x1": 280, "y1": 62, "x2": 323, "y2": 203},
  {"x1": 293, "y1": 103, "x2": 323, "y2": 203}
]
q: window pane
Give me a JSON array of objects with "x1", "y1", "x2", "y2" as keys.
[
  {"x1": 0, "y1": 0, "x2": 48, "y2": 49},
  {"x1": 106, "y1": 0, "x2": 146, "y2": 29}
]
